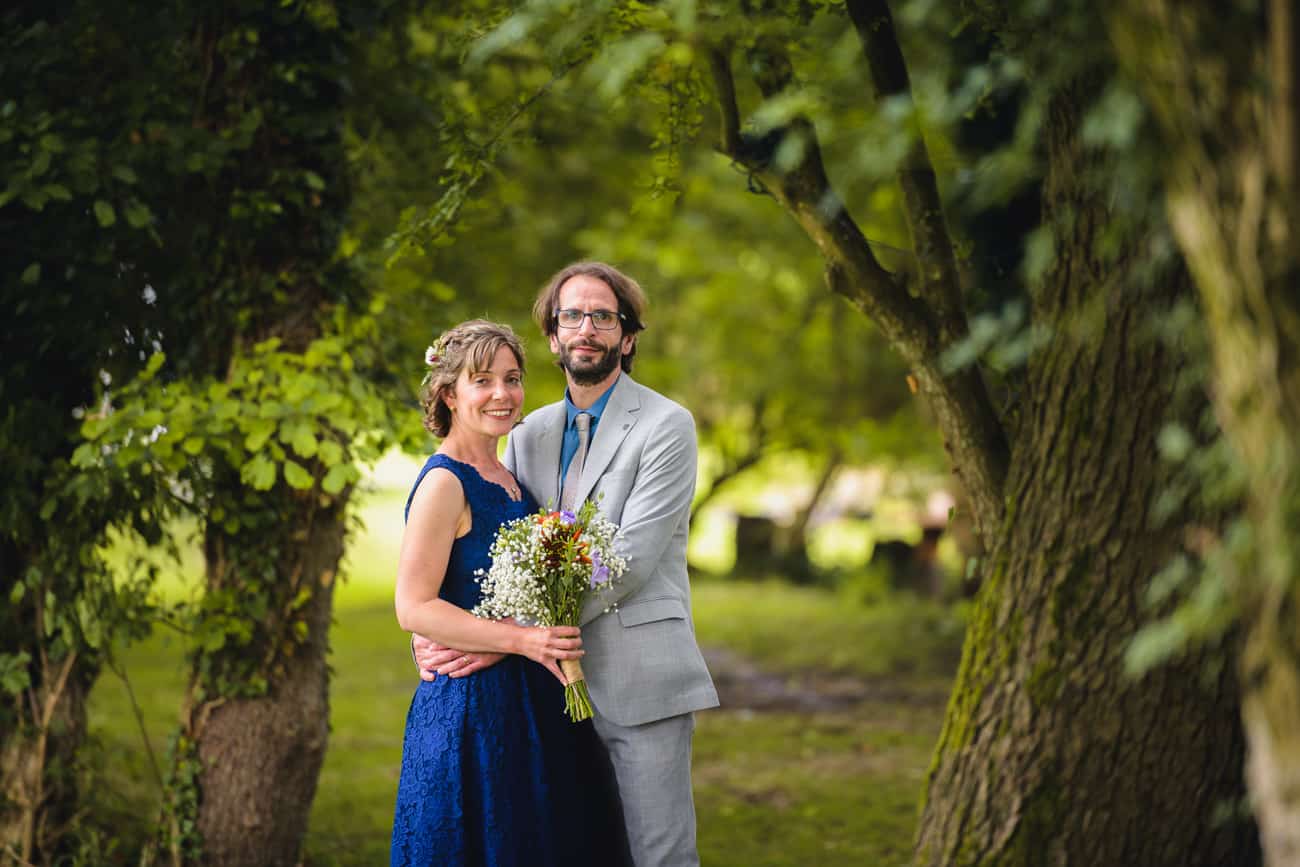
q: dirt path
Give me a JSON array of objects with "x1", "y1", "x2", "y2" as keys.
[{"x1": 700, "y1": 645, "x2": 951, "y2": 714}]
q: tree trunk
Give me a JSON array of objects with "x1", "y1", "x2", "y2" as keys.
[
  {"x1": 779, "y1": 452, "x2": 840, "y2": 585},
  {"x1": 170, "y1": 490, "x2": 349, "y2": 867},
  {"x1": 0, "y1": 654, "x2": 92, "y2": 865},
  {"x1": 1107, "y1": 3, "x2": 1300, "y2": 862},
  {"x1": 1, "y1": 533, "x2": 103, "y2": 866},
  {"x1": 913, "y1": 94, "x2": 1258, "y2": 866}
]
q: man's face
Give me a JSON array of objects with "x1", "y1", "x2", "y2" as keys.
[{"x1": 549, "y1": 275, "x2": 634, "y2": 387}]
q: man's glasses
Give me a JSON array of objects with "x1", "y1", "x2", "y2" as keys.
[{"x1": 554, "y1": 308, "x2": 624, "y2": 331}]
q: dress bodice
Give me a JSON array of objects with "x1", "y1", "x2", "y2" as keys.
[{"x1": 404, "y1": 453, "x2": 536, "y2": 612}]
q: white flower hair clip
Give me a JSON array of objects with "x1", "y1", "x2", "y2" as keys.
[{"x1": 425, "y1": 345, "x2": 440, "y2": 367}]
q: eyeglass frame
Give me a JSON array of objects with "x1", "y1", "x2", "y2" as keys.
[{"x1": 553, "y1": 308, "x2": 627, "y2": 331}]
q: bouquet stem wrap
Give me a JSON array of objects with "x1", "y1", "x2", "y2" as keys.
[{"x1": 559, "y1": 659, "x2": 593, "y2": 721}]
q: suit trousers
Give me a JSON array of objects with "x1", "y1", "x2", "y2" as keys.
[{"x1": 592, "y1": 710, "x2": 699, "y2": 867}]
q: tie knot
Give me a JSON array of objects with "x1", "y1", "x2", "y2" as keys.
[{"x1": 574, "y1": 412, "x2": 591, "y2": 434}]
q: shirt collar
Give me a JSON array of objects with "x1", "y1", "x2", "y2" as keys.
[{"x1": 564, "y1": 375, "x2": 619, "y2": 428}]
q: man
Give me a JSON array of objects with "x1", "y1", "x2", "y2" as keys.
[{"x1": 413, "y1": 261, "x2": 719, "y2": 866}]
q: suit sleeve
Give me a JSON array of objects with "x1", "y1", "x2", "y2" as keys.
[{"x1": 580, "y1": 407, "x2": 697, "y2": 624}]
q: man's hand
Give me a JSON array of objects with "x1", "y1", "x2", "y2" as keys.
[{"x1": 411, "y1": 634, "x2": 505, "y2": 681}]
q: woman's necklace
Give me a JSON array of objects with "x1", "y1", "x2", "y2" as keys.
[
  {"x1": 442, "y1": 445, "x2": 521, "y2": 500},
  {"x1": 472, "y1": 459, "x2": 520, "y2": 500}
]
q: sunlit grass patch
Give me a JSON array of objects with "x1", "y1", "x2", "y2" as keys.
[
  {"x1": 690, "y1": 578, "x2": 965, "y2": 682},
  {"x1": 694, "y1": 709, "x2": 937, "y2": 867}
]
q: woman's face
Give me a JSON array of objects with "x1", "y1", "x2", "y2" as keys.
[{"x1": 443, "y1": 344, "x2": 523, "y2": 439}]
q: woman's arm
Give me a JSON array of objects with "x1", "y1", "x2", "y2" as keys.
[{"x1": 394, "y1": 467, "x2": 582, "y2": 681}]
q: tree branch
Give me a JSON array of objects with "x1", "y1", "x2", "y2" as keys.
[
  {"x1": 845, "y1": 0, "x2": 967, "y2": 342},
  {"x1": 1270, "y1": 0, "x2": 1299, "y2": 193},
  {"x1": 706, "y1": 39, "x2": 1010, "y2": 540},
  {"x1": 708, "y1": 46, "x2": 740, "y2": 156}
]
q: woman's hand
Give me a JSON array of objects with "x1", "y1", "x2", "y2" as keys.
[
  {"x1": 412, "y1": 635, "x2": 508, "y2": 681},
  {"x1": 436, "y1": 651, "x2": 507, "y2": 679},
  {"x1": 514, "y1": 625, "x2": 583, "y2": 685}
]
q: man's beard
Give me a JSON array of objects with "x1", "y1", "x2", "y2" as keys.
[{"x1": 559, "y1": 339, "x2": 621, "y2": 386}]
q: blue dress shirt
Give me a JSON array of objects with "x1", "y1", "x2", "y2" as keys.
[{"x1": 559, "y1": 378, "x2": 618, "y2": 483}]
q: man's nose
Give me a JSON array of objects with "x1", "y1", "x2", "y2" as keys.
[{"x1": 576, "y1": 313, "x2": 598, "y2": 336}]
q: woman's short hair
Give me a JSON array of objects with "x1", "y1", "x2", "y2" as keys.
[
  {"x1": 419, "y1": 320, "x2": 525, "y2": 438},
  {"x1": 532, "y1": 261, "x2": 647, "y2": 373}
]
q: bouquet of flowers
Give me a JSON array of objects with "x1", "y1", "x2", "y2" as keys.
[{"x1": 474, "y1": 499, "x2": 625, "y2": 721}]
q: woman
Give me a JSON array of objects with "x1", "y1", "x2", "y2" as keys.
[{"x1": 390, "y1": 320, "x2": 596, "y2": 866}]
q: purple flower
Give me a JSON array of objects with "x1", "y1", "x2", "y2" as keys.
[
  {"x1": 559, "y1": 510, "x2": 577, "y2": 525},
  {"x1": 589, "y1": 550, "x2": 610, "y2": 587}
]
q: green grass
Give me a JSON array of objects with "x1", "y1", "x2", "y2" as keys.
[
  {"x1": 691, "y1": 579, "x2": 965, "y2": 683},
  {"x1": 694, "y1": 710, "x2": 937, "y2": 867},
  {"x1": 86, "y1": 467, "x2": 960, "y2": 865}
]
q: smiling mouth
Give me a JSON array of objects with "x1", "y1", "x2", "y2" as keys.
[{"x1": 483, "y1": 409, "x2": 515, "y2": 417}]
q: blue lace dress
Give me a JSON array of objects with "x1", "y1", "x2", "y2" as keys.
[{"x1": 390, "y1": 454, "x2": 603, "y2": 866}]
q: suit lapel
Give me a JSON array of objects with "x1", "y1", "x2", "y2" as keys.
[
  {"x1": 576, "y1": 375, "x2": 641, "y2": 505},
  {"x1": 519, "y1": 402, "x2": 565, "y2": 508}
]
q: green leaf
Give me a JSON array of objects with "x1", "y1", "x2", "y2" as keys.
[
  {"x1": 0, "y1": 653, "x2": 32, "y2": 696},
  {"x1": 244, "y1": 418, "x2": 276, "y2": 452},
  {"x1": 303, "y1": 170, "x2": 326, "y2": 191},
  {"x1": 321, "y1": 462, "x2": 350, "y2": 494},
  {"x1": 283, "y1": 460, "x2": 313, "y2": 490},
  {"x1": 289, "y1": 425, "x2": 317, "y2": 459},
  {"x1": 241, "y1": 453, "x2": 277, "y2": 490},
  {"x1": 125, "y1": 201, "x2": 152, "y2": 228},
  {"x1": 43, "y1": 183, "x2": 72, "y2": 200},
  {"x1": 20, "y1": 188, "x2": 48, "y2": 211},
  {"x1": 142, "y1": 351, "x2": 166, "y2": 379},
  {"x1": 289, "y1": 588, "x2": 312, "y2": 610},
  {"x1": 317, "y1": 439, "x2": 343, "y2": 466},
  {"x1": 71, "y1": 443, "x2": 98, "y2": 470},
  {"x1": 112, "y1": 165, "x2": 139, "y2": 184},
  {"x1": 94, "y1": 200, "x2": 116, "y2": 227},
  {"x1": 21, "y1": 263, "x2": 40, "y2": 284},
  {"x1": 182, "y1": 436, "x2": 204, "y2": 455}
]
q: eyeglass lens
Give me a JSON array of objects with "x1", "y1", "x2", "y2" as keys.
[{"x1": 556, "y1": 309, "x2": 620, "y2": 330}]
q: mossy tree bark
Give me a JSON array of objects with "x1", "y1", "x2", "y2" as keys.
[
  {"x1": 707, "y1": 1, "x2": 1258, "y2": 863},
  {"x1": 1110, "y1": 3, "x2": 1300, "y2": 862},
  {"x1": 171, "y1": 488, "x2": 349, "y2": 867},
  {"x1": 912, "y1": 91, "x2": 1256, "y2": 864}
]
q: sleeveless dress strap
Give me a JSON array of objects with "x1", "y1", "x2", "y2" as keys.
[{"x1": 403, "y1": 454, "x2": 468, "y2": 522}]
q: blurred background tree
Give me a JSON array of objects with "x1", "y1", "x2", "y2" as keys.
[{"x1": 1110, "y1": 2, "x2": 1300, "y2": 862}]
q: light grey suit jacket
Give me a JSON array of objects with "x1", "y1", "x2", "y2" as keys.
[{"x1": 504, "y1": 374, "x2": 719, "y2": 727}]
